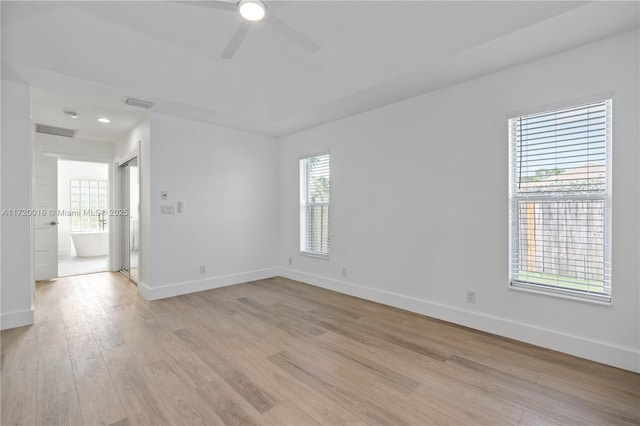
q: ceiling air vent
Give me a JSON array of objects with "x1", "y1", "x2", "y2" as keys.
[
  {"x1": 123, "y1": 97, "x2": 154, "y2": 109},
  {"x1": 34, "y1": 124, "x2": 76, "y2": 138}
]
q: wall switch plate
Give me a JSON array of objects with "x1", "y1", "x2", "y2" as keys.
[
  {"x1": 161, "y1": 191, "x2": 168, "y2": 200},
  {"x1": 200, "y1": 265, "x2": 206, "y2": 274},
  {"x1": 161, "y1": 205, "x2": 175, "y2": 215},
  {"x1": 177, "y1": 201, "x2": 184, "y2": 213},
  {"x1": 288, "y1": 257, "x2": 292, "y2": 265},
  {"x1": 342, "y1": 268, "x2": 347, "y2": 277}
]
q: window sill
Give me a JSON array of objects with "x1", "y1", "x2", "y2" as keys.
[
  {"x1": 300, "y1": 251, "x2": 329, "y2": 260},
  {"x1": 509, "y1": 281, "x2": 612, "y2": 305}
]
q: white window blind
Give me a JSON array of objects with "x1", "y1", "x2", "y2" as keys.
[
  {"x1": 509, "y1": 99, "x2": 611, "y2": 302},
  {"x1": 300, "y1": 154, "x2": 330, "y2": 257}
]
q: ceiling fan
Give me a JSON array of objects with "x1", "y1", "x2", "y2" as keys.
[{"x1": 179, "y1": 0, "x2": 321, "y2": 59}]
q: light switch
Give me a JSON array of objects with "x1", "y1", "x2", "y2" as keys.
[
  {"x1": 177, "y1": 201, "x2": 184, "y2": 213},
  {"x1": 161, "y1": 205, "x2": 175, "y2": 215},
  {"x1": 161, "y1": 191, "x2": 168, "y2": 200}
]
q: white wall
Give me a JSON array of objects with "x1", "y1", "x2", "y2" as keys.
[
  {"x1": 34, "y1": 134, "x2": 115, "y2": 266},
  {"x1": 57, "y1": 160, "x2": 109, "y2": 256},
  {"x1": 1, "y1": 80, "x2": 34, "y2": 329},
  {"x1": 138, "y1": 113, "x2": 278, "y2": 299},
  {"x1": 35, "y1": 133, "x2": 115, "y2": 161},
  {"x1": 115, "y1": 118, "x2": 148, "y2": 161},
  {"x1": 278, "y1": 30, "x2": 640, "y2": 372}
]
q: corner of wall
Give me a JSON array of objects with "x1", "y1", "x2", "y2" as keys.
[{"x1": 137, "y1": 267, "x2": 279, "y2": 301}]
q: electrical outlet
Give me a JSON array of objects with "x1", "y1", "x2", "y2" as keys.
[
  {"x1": 342, "y1": 268, "x2": 347, "y2": 277},
  {"x1": 288, "y1": 257, "x2": 292, "y2": 265},
  {"x1": 200, "y1": 265, "x2": 206, "y2": 274},
  {"x1": 466, "y1": 291, "x2": 476, "y2": 304}
]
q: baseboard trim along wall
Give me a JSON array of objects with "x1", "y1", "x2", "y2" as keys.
[
  {"x1": 138, "y1": 267, "x2": 279, "y2": 301},
  {"x1": 0, "y1": 307, "x2": 35, "y2": 330},
  {"x1": 278, "y1": 267, "x2": 639, "y2": 373}
]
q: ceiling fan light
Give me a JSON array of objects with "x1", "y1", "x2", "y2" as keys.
[{"x1": 238, "y1": 0, "x2": 265, "y2": 21}]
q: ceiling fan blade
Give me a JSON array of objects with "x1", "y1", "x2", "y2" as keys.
[
  {"x1": 175, "y1": 1, "x2": 237, "y2": 12},
  {"x1": 267, "y1": 12, "x2": 321, "y2": 53},
  {"x1": 221, "y1": 20, "x2": 251, "y2": 59}
]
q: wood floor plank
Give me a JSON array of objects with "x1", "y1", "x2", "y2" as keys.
[
  {"x1": 37, "y1": 357, "x2": 76, "y2": 402},
  {"x1": 1, "y1": 369, "x2": 38, "y2": 426},
  {"x1": 1, "y1": 325, "x2": 38, "y2": 354},
  {"x1": 63, "y1": 313, "x2": 92, "y2": 339},
  {"x1": 75, "y1": 370, "x2": 128, "y2": 426},
  {"x1": 313, "y1": 336, "x2": 421, "y2": 395},
  {"x1": 269, "y1": 350, "x2": 413, "y2": 425},
  {"x1": 220, "y1": 367, "x2": 280, "y2": 414},
  {"x1": 195, "y1": 376, "x2": 264, "y2": 426},
  {"x1": 102, "y1": 345, "x2": 172, "y2": 425},
  {"x1": 68, "y1": 333, "x2": 127, "y2": 425},
  {"x1": 109, "y1": 417, "x2": 131, "y2": 426},
  {"x1": 3, "y1": 273, "x2": 636, "y2": 426},
  {"x1": 36, "y1": 390, "x2": 83, "y2": 426},
  {"x1": 411, "y1": 367, "x2": 525, "y2": 425},
  {"x1": 0, "y1": 339, "x2": 39, "y2": 378},
  {"x1": 518, "y1": 410, "x2": 563, "y2": 426},
  {"x1": 173, "y1": 327, "x2": 283, "y2": 413},
  {"x1": 536, "y1": 370, "x2": 640, "y2": 423},
  {"x1": 87, "y1": 317, "x2": 126, "y2": 352},
  {"x1": 67, "y1": 333, "x2": 108, "y2": 378},
  {"x1": 262, "y1": 400, "x2": 322, "y2": 426},
  {"x1": 445, "y1": 354, "x2": 638, "y2": 426},
  {"x1": 363, "y1": 312, "x2": 542, "y2": 383},
  {"x1": 332, "y1": 366, "x2": 484, "y2": 425},
  {"x1": 140, "y1": 359, "x2": 225, "y2": 425}
]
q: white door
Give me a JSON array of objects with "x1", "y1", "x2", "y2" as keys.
[{"x1": 34, "y1": 155, "x2": 58, "y2": 280}]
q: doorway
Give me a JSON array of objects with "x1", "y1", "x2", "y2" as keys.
[
  {"x1": 57, "y1": 160, "x2": 110, "y2": 277},
  {"x1": 33, "y1": 156, "x2": 112, "y2": 280},
  {"x1": 119, "y1": 157, "x2": 139, "y2": 283}
]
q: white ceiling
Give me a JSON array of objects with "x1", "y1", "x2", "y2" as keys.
[{"x1": 2, "y1": 1, "x2": 638, "y2": 142}]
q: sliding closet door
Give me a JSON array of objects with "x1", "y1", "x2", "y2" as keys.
[
  {"x1": 129, "y1": 158, "x2": 139, "y2": 283},
  {"x1": 119, "y1": 157, "x2": 139, "y2": 283}
]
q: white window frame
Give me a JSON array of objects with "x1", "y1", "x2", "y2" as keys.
[
  {"x1": 508, "y1": 96, "x2": 612, "y2": 304},
  {"x1": 299, "y1": 152, "x2": 330, "y2": 259}
]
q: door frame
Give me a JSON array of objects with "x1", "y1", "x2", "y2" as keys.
[
  {"x1": 114, "y1": 146, "x2": 140, "y2": 281},
  {"x1": 33, "y1": 152, "x2": 115, "y2": 279},
  {"x1": 33, "y1": 155, "x2": 58, "y2": 281}
]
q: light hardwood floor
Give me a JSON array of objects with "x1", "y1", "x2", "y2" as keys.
[{"x1": 1, "y1": 272, "x2": 638, "y2": 425}]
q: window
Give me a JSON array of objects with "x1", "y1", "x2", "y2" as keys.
[
  {"x1": 300, "y1": 153, "x2": 330, "y2": 257},
  {"x1": 509, "y1": 99, "x2": 611, "y2": 302},
  {"x1": 70, "y1": 179, "x2": 108, "y2": 232}
]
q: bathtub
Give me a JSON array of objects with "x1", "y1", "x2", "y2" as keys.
[{"x1": 71, "y1": 231, "x2": 108, "y2": 257}]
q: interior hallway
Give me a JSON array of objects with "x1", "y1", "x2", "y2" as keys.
[{"x1": 1, "y1": 273, "x2": 638, "y2": 425}]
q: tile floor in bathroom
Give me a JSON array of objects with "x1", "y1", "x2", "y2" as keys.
[{"x1": 58, "y1": 255, "x2": 109, "y2": 277}]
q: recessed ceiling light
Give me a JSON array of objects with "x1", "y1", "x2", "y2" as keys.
[
  {"x1": 97, "y1": 117, "x2": 111, "y2": 124},
  {"x1": 64, "y1": 110, "x2": 78, "y2": 119},
  {"x1": 238, "y1": 0, "x2": 265, "y2": 21}
]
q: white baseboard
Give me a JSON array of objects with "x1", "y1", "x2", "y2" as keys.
[
  {"x1": 278, "y1": 268, "x2": 640, "y2": 373},
  {"x1": 138, "y1": 267, "x2": 278, "y2": 301},
  {"x1": 1, "y1": 307, "x2": 34, "y2": 330}
]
